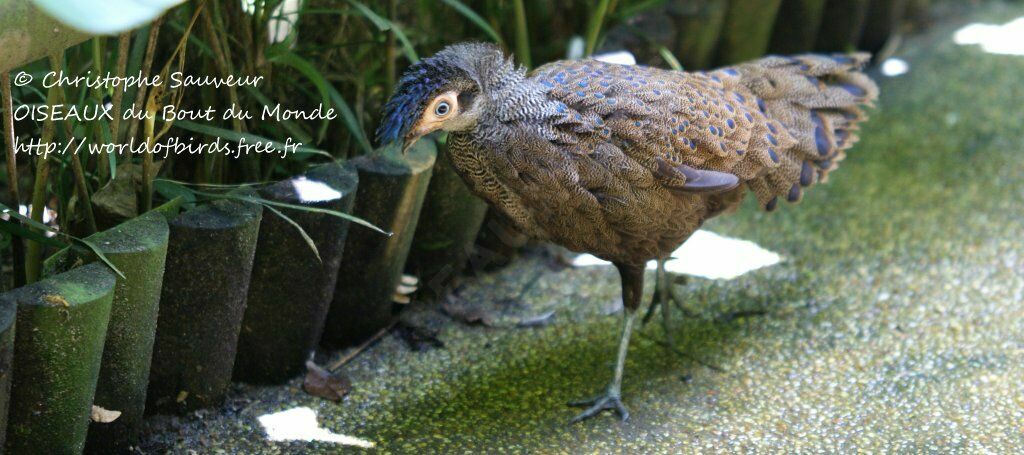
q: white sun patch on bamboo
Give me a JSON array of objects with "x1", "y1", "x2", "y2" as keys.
[
  {"x1": 291, "y1": 176, "x2": 343, "y2": 202},
  {"x1": 572, "y1": 229, "x2": 783, "y2": 280},
  {"x1": 953, "y1": 17, "x2": 1024, "y2": 56},
  {"x1": 258, "y1": 407, "x2": 375, "y2": 448}
]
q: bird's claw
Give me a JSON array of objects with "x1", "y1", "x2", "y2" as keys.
[{"x1": 568, "y1": 391, "x2": 629, "y2": 423}]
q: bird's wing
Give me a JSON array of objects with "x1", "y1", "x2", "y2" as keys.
[{"x1": 531, "y1": 55, "x2": 875, "y2": 206}]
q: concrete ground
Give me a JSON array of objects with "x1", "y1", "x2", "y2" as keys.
[{"x1": 141, "y1": 2, "x2": 1024, "y2": 453}]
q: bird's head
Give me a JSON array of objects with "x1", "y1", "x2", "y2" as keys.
[{"x1": 376, "y1": 43, "x2": 506, "y2": 153}]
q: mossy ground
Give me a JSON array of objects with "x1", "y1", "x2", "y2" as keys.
[{"x1": 141, "y1": 2, "x2": 1024, "y2": 452}]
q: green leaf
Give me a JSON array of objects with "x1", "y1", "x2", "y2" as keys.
[
  {"x1": 74, "y1": 238, "x2": 127, "y2": 279},
  {"x1": 151, "y1": 181, "x2": 390, "y2": 237},
  {"x1": 659, "y1": 46, "x2": 684, "y2": 71},
  {"x1": 30, "y1": 0, "x2": 184, "y2": 35},
  {"x1": 441, "y1": 0, "x2": 504, "y2": 45},
  {"x1": 0, "y1": 219, "x2": 67, "y2": 250},
  {"x1": 346, "y1": 0, "x2": 419, "y2": 62},
  {"x1": 242, "y1": 85, "x2": 314, "y2": 144},
  {"x1": 0, "y1": 204, "x2": 125, "y2": 279},
  {"x1": 262, "y1": 204, "x2": 322, "y2": 263}
]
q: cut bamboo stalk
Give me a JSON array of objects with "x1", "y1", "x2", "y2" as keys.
[
  {"x1": 816, "y1": 0, "x2": 870, "y2": 52},
  {"x1": 406, "y1": 141, "x2": 488, "y2": 299},
  {"x1": 0, "y1": 0, "x2": 91, "y2": 73},
  {"x1": 147, "y1": 198, "x2": 262, "y2": 413},
  {"x1": 321, "y1": 140, "x2": 436, "y2": 348},
  {"x1": 234, "y1": 163, "x2": 358, "y2": 384},
  {"x1": 860, "y1": 0, "x2": 909, "y2": 54},
  {"x1": 4, "y1": 262, "x2": 116, "y2": 454},
  {"x1": 0, "y1": 297, "x2": 14, "y2": 449},
  {"x1": 715, "y1": 0, "x2": 784, "y2": 65},
  {"x1": 672, "y1": 0, "x2": 729, "y2": 70},
  {"x1": 770, "y1": 0, "x2": 828, "y2": 54}
]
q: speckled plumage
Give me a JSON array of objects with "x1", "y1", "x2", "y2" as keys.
[
  {"x1": 382, "y1": 44, "x2": 877, "y2": 270},
  {"x1": 379, "y1": 43, "x2": 878, "y2": 422}
]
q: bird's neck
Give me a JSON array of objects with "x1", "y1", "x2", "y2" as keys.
[{"x1": 471, "y1": 60, "x2": 563, "y2": 139}]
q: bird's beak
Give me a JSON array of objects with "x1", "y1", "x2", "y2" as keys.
[{"x1": 401, "y1": 130, "x2": 426, "y2": 155}]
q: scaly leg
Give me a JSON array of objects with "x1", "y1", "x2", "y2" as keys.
[
  {"x1": 569, "y1": 263, "x2": 643, "y2": 423},
  {"x1": 642, "y1": 259, "x2": 692, "y2": 346}
]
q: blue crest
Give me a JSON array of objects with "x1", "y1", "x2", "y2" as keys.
[{"x1": 376, "y1": 58, "x2": 452, "y2": 145}]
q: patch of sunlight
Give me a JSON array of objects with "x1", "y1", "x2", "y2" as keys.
[
  {"x1": 565, "y1": 36, "x2": 637, "y2": 65},
  {"x1": 593, "y1": 51, "x2": 637, "y2": 66},
  {"x1": 291, "y1": 176, "x2": 342, "y2": 202},
  {"x1": 572, "y1": 229, "x2": 783, "y2": 280},
  {"x1": 881, "y1": 58, "x2": 909, "y2": 77},
  {"x1": 953, "y1": 16, "x2": 1024, "y2": 56},
  {"x1": 258, "y1": 407, "x2": 375, "y2": 448}
]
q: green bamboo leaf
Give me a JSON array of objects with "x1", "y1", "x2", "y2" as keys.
[
  {"x1": 74, "y1": 238, "x2": 127, "y2": 279},
  {"x1": 266, "y1": 47, "x2": 334, "y2": 143},
  {"x1": 441, "y1": 0, "x2": 503, "y2": 45},
  {"x1": 0, "y1": 219, "x2": 67, "y2": 250},
  {"x1": 659, "y1": 46, "x2": 684, "y2": 71},
  {"x1": 242, "y1": 85, "x2": 314, "y2": 144},
  {"x1": 262, "y1": 204, "x2": 322, "y2": 263},
  {"x1": 346, "y1": 0, "x2": 419, "y2": 62},
  {"x1": 152, "y1": 182, "x2": 389, "y2": 237},
  {"x1": 325, "y1": 83, "x2": 374, "y2": 154},
  {"x1": 0, "y1": 204, "x2": 125, "y2": 278}
]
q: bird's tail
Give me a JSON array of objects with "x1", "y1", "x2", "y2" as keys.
[{"x1": 734, "y1": 53, "x2": 878, "y2": 210}]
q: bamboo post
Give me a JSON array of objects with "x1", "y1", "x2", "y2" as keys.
[
  {"x1": 4, "y1": 263, "x2": 116, "y2": 454},
  {"x1": 860, "y1": 0, "x2": 910, "y2": 54},
  {"x1": 234, "y1": 163, "x2": 359, "y2": 384},
  {"x1": 406, "y1": 141, "x2": 488, "y2": 298},
  {"x1": 770, "y1": 0, "x2": 828, "y2": 54},
  {"x1": 715, "y1": 0, "x2": 784, "y2": 65},
  {"x1": 0, "y1": 298, "x2": 14, "y2": 449},
  {"x1": 320, "y1": 140, "x2": 436, "y2": 348},
  {"x1": 0, "y1": 0, "x2": 91, "y2": 74},
  {"x1": 147, "y1": 198, "x2": 262, "y2": 413},
  {"x1": 815, "y1": 0, "x2": 871, "y2": 52},
  {"x1": 671, "y1": 0, "x2": 729, "y2": 70}
]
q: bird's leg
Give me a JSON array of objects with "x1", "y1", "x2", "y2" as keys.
[
  {"x1": 642, "y1": 259, "x2": 692, "y2": 346},
  {"x1": 569, "y1": 263, "x2": 643, "y2": 424}
]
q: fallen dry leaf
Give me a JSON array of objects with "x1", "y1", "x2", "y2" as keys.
[
  {"x1": 303, "y1": 361, "x2": 351, "y2": 401},
  {"x1": 91, "y1": 405, "x2": 121, "y2": 423},
  {"x1": 43, "y1": 294, "x2": 70, "y2": 308}
]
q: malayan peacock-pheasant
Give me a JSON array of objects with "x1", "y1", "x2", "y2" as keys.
[{"x1": 377, "y1": 43, "x2": 878, "y2": 423}]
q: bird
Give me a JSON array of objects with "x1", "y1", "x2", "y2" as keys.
[{"x1": 377, "y1": 42, "x2": 878, "y2": 423}]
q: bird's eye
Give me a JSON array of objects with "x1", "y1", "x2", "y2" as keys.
[{"x1": 434, "y1": 101, "x2": 451, "y2": 116}]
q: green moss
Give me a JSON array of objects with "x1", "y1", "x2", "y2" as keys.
[
  {"x1": 84, "y1": 212, "x2": 170, "y2": 452},
  {"x1": 4, "y1": 263, "x2": 115, "y2": 454}
]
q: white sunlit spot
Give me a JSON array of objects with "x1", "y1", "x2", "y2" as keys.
[
  {"x1": 881, "y1": 58, "x2": 909, "y2": 77},
  {"x1": 291, "y1": 176, "x2": 342, "y2": 203},
  {"x1": 572, "y1": 229, "x2": 783, "y2": 280},
  {"x1": 593, "y1": 51, "x2": 637, "y2": 66},
  {"x1": 953, "y1": 16, "x2": 1024, "y2": 56},
  {"x1": 258, "y1": 407, "x2": 375, "y2": 448}
]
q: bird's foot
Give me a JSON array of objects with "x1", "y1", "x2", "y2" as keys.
[
  {"x1": 568, "y1": 389, "x2": 629, "y2": 423},
  {"x1": 642, "y1": 261, "x2": 694, "y2": 348}
]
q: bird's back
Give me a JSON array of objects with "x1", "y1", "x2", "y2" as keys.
[{"x1": 448, "y1": 52, "x2": 877, "y2": 264}]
